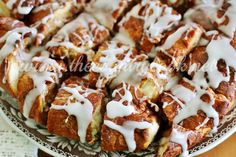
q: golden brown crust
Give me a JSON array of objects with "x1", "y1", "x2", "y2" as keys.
[
  {"x1": 161, "y1": 78, "x2": 233, "y2": 124},
  {"x1": 183, "y1": 44, "x2": 236, "y2": 101},
  {"x1": 101, "y1": 83, "x2": 159, "y2": 152},
  {"x1": 27, "y1": 1, "x2": 81, "y2": 46},
  {"x1": 47, "y1": 76, "x2": 105, "y2": 144},
  {"x1": 2, "y1": 0, "x2": 46, "y2": 19},
  {"x1": 17, "y1": 57, "x2": 67, "y2": 124},
  {"x1": 0, "y1": 1, "x2": 235, "y2": 156},
  {"x1": 139, "y1": 23, "x2": 202, "y2": 102},
  {"x1": 117, "y1": 0, "x2": 181, "y2": 54},
  {"x1": 158, "y1": 78, "x2": 233, "y2": 156},
  {"x1": 158, "y1": 124, "x2": 206, "y2": 157},
  {"x1": 159, "y1": 78, "x2": 233, "y2": 157},
  {"x1": 156, "y1": 23, "x2": 203, "y2": 67},
  {"x1": 0, "y1": 16, "x2": 24, "y2": 32},
  {"x1": 46, "y1": 13, "x2": 110, "y2": 73},
  {"x1": 0, "y1": 16, "x2": 34, "y2": 97}
]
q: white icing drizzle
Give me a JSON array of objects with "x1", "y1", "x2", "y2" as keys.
[
  {"x1": 164, "y1": 75, "x2": 180, "y2": 91},
  {"x1": 174, "y1": 88, "x2": 219, "y2": 133},
  {"x1": 118, "y1": 0, "x2": 181, "y2": 44},
  {"x1": 22, "y1": 49, "x2": 64, "y2": 119},
  {"x1": 106, "y1": 83, "x2": 135, "y2": 119},
  {"x1": 110, "y1": 60, "x2": 149, "y2": 89},
  {"x1": 46, "y1": 13, "x2": 105, "y2": 58},
  {"x1": 86, "y1": 0, "x2": 125, "y2": 29},
  {"x1": 148, "y1": 62, "x2": 168, "y2": 80},
  {"x1": 184, "y1": 0, "x2": 236, "y2": 38},
  {"x1": 163, "y1": 92, "x2": 185, "y2": 109},
  {"x1": 0, "y1": 33, "x2": 48, "y2": 96},
  {"x1": 0, "y1": 32, "x2": 21, "y2": 64},
  {"x1": 51, "y1": 85, "x2": 97, "y2": 143},
  {"x1": 216, "y1": 0, "x2": 236, "y2": 38},
  {"x1": 193, "y1": 36, "x2": 236, "y2": 89},
  {"x1": 170, "y1": 84, "x2": 196, "y2": 103},
  {"x1": 6, "y1": 0, "x2": 44, "y2": 15},
  {"x1": 198, "y1": 30, "x2": 219, "y2": 46},
  {"x1": 23, "y1": 71, "x2": 57, "y2": 118},
  {"x1": 32, "y1": 55, "x2": 64, "y2": 77},
  {"x1": 17, "y1": 0, "x2": 34, "y2": 14},
  {"x1": 104, "y1": 120, "x2": 154, "y2": 152},
  {"x1": 156, "y1": 23, "x2": 197, "y2": 64},
  {"x1": 187, "y1": 63, "x2": 198, "y2": 75},
  {"x1": 31, "y1": 2, "x2": 60, "y2": 41},
  {"x1": 157, "y1": 24, "x2": 193, "y2": 51},
  {"x1": 0, "y1": 26, "x2": 37, "y2": 67},
  {"x1": 165, "y1": 77, "x2": 219, "y2": 133},
  {"x1": 141, "y1": 0, "x2": 181, "y2": 42},
  {"x1": 170, "y1": 128, "x2": 192, "y2": 157},
  {"x1": 90, "y1": 41, "x2": 134, "y2": 88},
  {"x1": 195, "y1": 117, "x2": 210, "y2": 130},
  {"x1": 91, "y1": 0, "x2": 120, "y2": 12}
]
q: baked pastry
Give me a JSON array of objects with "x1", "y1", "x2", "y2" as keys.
[
  {"x1": 184, "y1": 0, "x2": 236, "y2": 38},
  {"x1": 157, "y1": 124, "x2": 206, "y2": 157},
  {"x1": 155, "y1": 23, "x2": 203, "y2": 67},
  {"x1": 0, "y1": 0, "x2": 235, "y2": 156},
  {"x1": 183, "y1": 34, "x2": 236, "y2": 102},
  {"x1": 86, "y1": 0, "x2": 137, "y2": 30},
  {"x1": 1, "y1": 0, "x2": 45, "y2": 19},
  {"x1": 0, "y1": 16, "x2": 36, "y2": 97},
  {"x1": 17, "y1": 50, "x2": 67, "y2": 124},
  {"x1": 26, "y1": 0, "x2": 81, "y2": 46},
  {"x1": 46, "y1": 12, "x2": 110, "y2": 72},
  {"x1": 139, "y1": 23, "x2": 202, "y2": 101},
  {"x1": 47, "y1": 76, "x2": 105, "y2": 144},
  {"x1": 101, "y1": 83, "x2": 159, "y2": 152},
  {"x1": 115, "y1": 0, "x2": 181, "y2": 54},
  {"x1": 159, "y1": 77, "x2": 233, "y2": 156},
  {"x1": 90, "y1": 40, "x2": 148, "y2": 88}
]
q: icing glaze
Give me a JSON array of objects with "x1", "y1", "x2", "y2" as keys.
[
  {"x1": 104, "y1": 120, "x2": 154, "y2": 152},
  {"x1": 106, "y1": 83, "x2": 135, "y2": 119},
  {"x1": 170, "y1": 128, "x2": 192, "y2": 157},
  {"x1": 51, "y1": 85, "x2": 99, "y2": 143}
]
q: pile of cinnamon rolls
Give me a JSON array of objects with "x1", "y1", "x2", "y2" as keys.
[{"x1": 0, "y1": 0, "x2": 235, "y2": 156}]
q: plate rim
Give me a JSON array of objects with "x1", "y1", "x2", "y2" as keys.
[
  {"x1": 0, "y1": 108, "x2": 64, "y2": 157},
  {"x1": 1, "y1": 104, "x2": 236, "y2": 157}
]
